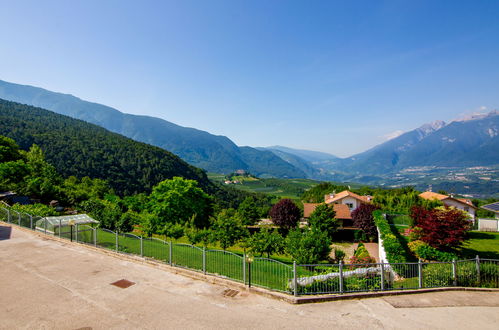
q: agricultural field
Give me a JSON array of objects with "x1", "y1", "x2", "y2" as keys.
[{"x1": 208, "y1": 173, "x2": 320, "y2": 200}]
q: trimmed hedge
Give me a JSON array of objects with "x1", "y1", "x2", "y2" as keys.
[{"x1": 373, "y1": 210, "x2": 408, "y2": 263}]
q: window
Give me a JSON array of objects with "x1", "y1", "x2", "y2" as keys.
[{"x1": 346, "y1": 203, "x2": 354, "y2": 210}]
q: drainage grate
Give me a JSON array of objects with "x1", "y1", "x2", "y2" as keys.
[
  {"x1": 222, "y1": 289, "x2": 239, "y2": 297},
  {"x1": 110, "y1": 279, "x2": 135, "y2": 289}
]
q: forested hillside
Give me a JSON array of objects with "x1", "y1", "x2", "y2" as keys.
[
  {"x1": 0, "y1": 79, "x2": 307, "y2": 178},
  {"x1": 0, "y1": 99, "x2": 212, "y2": 195}
]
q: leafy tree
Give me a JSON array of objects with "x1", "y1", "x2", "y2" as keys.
[
  {"x1": 301, "y1": 182, "x2": 350, "y2": 203},
  {"x1": 139, "y1": 212, "x2": 161, "y2": 237},
  {"x1": 372, "y1": 187, "x2": 441, "y2": 214},
  {"x1": 411, "y1": 206, "x2": 471, "y2": 250},
  {"x1": 237, "y1": 196, "x2": 260, "y2": 225},
  {"x1": 308, "y1": 203, "x2": 339, "y2": 237},
  {"x1": 163, "y1": 222, "x2": 184, "y2": 240},
  {"x1": 269, "y1": 199, "x2": 301, "y2": 232},
  {"x1": 148, "y1": 177, "x2": 213, "y2": 229},
  {"x1": 247, "y1": 227, "x2": 284, "y2": 258},
  {"x1": 0, "y1": 136, "x2": 22, "y2": 162},
  {"x1": 78, "y1": 198, "x2": 122, "y2": 230},
  {"x1": 185, "y1": 226, "x2": 214, "y2": 247},
  {"x1": 0, "y1": 159, "x2": 29, "y2": 191},
  {"x1": 211, "y1": 209, "x2": 248, "y2": 250},
  {"x1": 10, "y1": 203, "x2": 58, "y2": 217},
  {"x1": 352, "y1": 203, "x2": 379, "y2": 240},
  {"x1": 61, "y1": 176, "x2": 112, "y2": 205},
  {"x1": 285, "y1": 228, "x2": 331, "y2": 264}
]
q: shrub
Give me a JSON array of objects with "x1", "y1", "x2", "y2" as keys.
[
  {"x1": 414, "y1": 243, "x2": 457, "y2": 262},
  {"x1": 404, "y1": 226, "x2": 423, "y2": 242},
  {"x1": 373, "y1": 210, "x2": 408, "y2": 263},
  {"x1": 352, "y1": 203, "x2": 379, "y2": 240},
  {"x1": 349, "y1": 255, "x2": 376, "y2": 265},
  {"x1": 269, "y1": 199, "x2": 301, "y2": 232},
  {"x1": 333, "y1": 248, "x2": 346, "y2": 263},
  {"x1": 354, "y1": 244, "x2": 370, "y2": 259},
  {"x1": 411, "y1": 206, "x2": 471, "y2": 249},
  {"x1": 308, "y1": 203, "x2": 339, "y2": 238},
  {"x1": 286, "y1": 228, "x2": 331, "y2": 264}
]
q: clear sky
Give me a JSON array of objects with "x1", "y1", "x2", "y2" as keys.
[{"x1": 1, "y1": 0, "x2": 498, "y2": 157}]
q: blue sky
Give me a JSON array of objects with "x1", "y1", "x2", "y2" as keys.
[{"x1": 1, "y1": 0, "x2": 498, "y2": 157}]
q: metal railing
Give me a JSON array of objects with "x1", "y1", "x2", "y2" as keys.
[{"x1": 2, "y1": 207, "x2": 499, "y2": 296}]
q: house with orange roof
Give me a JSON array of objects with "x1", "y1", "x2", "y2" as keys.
[
  {"x1": 303, "y1": 203, "x2": 355, "y2": 228},
  {"x1": 419, "y1": 191, "x2": 476, "y2": 218},
  {"x1": 324, "y1": 190, "x2": 372, "y2": 212}
]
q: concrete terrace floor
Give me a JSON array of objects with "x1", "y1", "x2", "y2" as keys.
[{"x1": 1, "y1": 224, "x2": 499, "y2": 330}]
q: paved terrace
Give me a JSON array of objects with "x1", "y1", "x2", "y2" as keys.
[{"x1": 1, "y1": 224, "x2": 499, "y2": 329}]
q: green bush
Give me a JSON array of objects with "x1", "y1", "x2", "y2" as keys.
[{"x1": 373, "y1": 210, "x2": 408, "y2": 263}]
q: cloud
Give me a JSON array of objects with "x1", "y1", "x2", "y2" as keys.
[{"x1": 382, "y1": 130, "x2": 404, "y2": 141}]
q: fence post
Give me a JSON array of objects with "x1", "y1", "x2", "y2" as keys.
[
  {"x1": 243, "y1": 253, "x2": 246, "y2": 284},
  {"x1": 418, "y1": 259, "x2": 423, "y2": 289},
  {"x1": 339, "y1": 261, "x2": 344, "y2": 294},
  {"x1": 203, "y1": 247, "x2": 206, "y2": 275},
  {"x1": 30, "y1": 215, "x2": 33, "y2": 230},
  {"x1": 76, "y1": 223, "x2": 79, "y2": 242},
  {"x1": 452, "y1": 259, "x2": 457, "y2": 286},
  {"x1": 44, "y1": 218, "x2": 47, "y2": 234},
  {"x1": 93, "y1": 228, "x2": 97, "y2": 247},
  {"x1": 7, "y1": 209, "x2": 11, "y2": 223},
  {"x1": 293, "y1": 261, "x2": 298, "y2": 297},
  {"x1": 59, "y1": 219, "x2": 62, "y2": 238},
  {"x1": 476, "y1": 255, "x2": 481, "y2": 285},
  {"x1": 18, "y1": 212, "x2": 21, "y2": 226},
  {"x1": 140, "y1": 236, "x2": 144, "y2": 257},
  {"x1": 380, "y1": 262, "x2": 385, "y2": 291},
  {"x1": 169, "y1": 241, "x2": 173, "y2": 266},
  {"x1": 115, "y1": 231, "x2": 118, "y2": 252}
]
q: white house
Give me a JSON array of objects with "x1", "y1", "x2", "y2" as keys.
[
  {"x1": 419, "y1": 191, "x2": 476, "y2": 219},
  {"x1": 324, "y1": 190, "x2": 372, "y2": 212}
]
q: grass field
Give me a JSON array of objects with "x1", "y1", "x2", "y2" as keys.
[
  {"x1": 459, "y1": 231, "x2": 499, "y2": 259},
  {"x1": 75, "y1": 227, "x2": 293, "y2": 292}
]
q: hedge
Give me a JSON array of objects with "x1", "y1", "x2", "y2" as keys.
[{"x1": 373, "y1": 210, "x2": 408, "y2": 263}]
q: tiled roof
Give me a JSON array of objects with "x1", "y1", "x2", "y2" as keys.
[
  {"x1": 324, "y1": 190, "x2": 370, "y2": 204},
  {"x1": 302, "y1": 203, "x2": 352, "y2": 219},
  {"x1": 419, "y1": 191, "x2": 476, "y2": 208}
]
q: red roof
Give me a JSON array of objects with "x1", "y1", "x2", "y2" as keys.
[{"x1": 303, "y1": 203, "x2": 352, "y2": 219}]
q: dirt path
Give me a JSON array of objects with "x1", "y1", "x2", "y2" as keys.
[{"x1": 2, "y1": 224, "x2": 499, "y2": 329}]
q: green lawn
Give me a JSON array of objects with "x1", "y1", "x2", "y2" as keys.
[{"x1": 459, "y1": 231, "x2": 499, "y2": 259}]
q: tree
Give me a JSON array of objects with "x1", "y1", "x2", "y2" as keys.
[
  {"x1": 148, "y1": 177, "x2": 213, "y2": 230},
  {"x1": 247, "y1": 227, "x2": 284, "y2": 258},
  {"x1": 237, "y1": 196, "x2": 260, "y2": 225},
  {"x1": 411, "y1": 206, "x2": 471, "y2": 250},
  {"x1": 211, "y1": 209, "x2": 248, "y2": 250},
  {"x1": 269, "y1": 199, "x2": 301, "y2": 232},
  {"x1": 351, "y1": 203, "x2": 379, "y2": 240},
  {"x1": 0, "y1": 136, "x2": 22, "y2": 162},
  {"x1": 308, "y1": 203, "x2": 339, "y2": 237},
  {"x1": 285, "y1": 228, "x2": 331, "y2": 264}
]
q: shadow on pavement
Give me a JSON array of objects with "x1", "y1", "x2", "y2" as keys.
[{"x1": 0, "y1": 225, "x2": 12, "y2": 241}]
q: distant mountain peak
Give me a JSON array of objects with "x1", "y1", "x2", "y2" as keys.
[
  {"x1": 417, "y1": 120, "x2": 446, "y2": 136},
  {"x1": 453, "y1": 109, "x2": 499, "y2": 123}
]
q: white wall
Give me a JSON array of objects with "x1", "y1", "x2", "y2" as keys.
[
  {"x1": 443, "y1": 199, "x2": 475, "y2": 218},
  {"x1": 336, "y1": 197, "x2": 360, "y2": 211}
]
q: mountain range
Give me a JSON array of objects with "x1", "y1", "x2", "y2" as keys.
[
  {"x1": 0, "y1": 80, "x2": 304, "y2": 179},
  {"x1": 1, "y1": 79, "x2": 498, "y2": 196}
]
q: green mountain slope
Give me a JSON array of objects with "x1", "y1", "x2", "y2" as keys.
[
  {"x1": 0, "y1": 79, "x2": 304, "y2": 178},
  {"x1": 0, "y1": 98, "x2": 213, "y2": 196}
]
